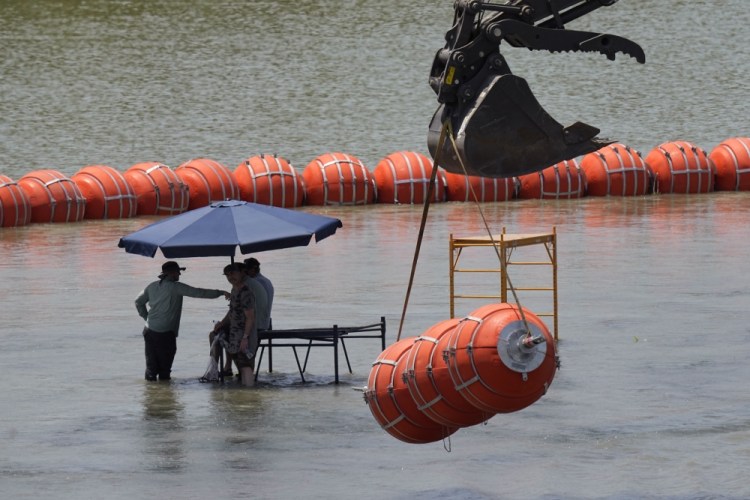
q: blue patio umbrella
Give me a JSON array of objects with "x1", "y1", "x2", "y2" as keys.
[{"x1": 118, "y1": 199, "x2": 342, "y2": 260}]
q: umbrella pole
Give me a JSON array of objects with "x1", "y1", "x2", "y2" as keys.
[{"x1": 223, "y1": 256, "x2": 232, "y2": 382}]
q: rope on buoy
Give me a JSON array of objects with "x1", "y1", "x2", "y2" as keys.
[
  {"x1": 397, "y1": 118, "x2": 533, "y2": 343},
  {"x1": 443, "y1": 432, "x2": 452, "y2": 453},
  {"x1": 444, "y1": 123, "x2": 534, "y2": 338}
]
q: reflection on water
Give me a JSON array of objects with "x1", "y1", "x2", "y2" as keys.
[
  {"x1": 209, "y1": 386, "x2": 266, "y2": 429},
  {"x1": 141, "y1": 382, "x2": 186, "y2": 472},
  {"x1": 208, "y1": 387, "x2": 266, "y2": 470},
  {"x1": 142, "y1": 382, "x2": 184, "y2": 420}
]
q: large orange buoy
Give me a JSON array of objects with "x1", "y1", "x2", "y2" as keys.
[
  {"x1": 404, "y1": 319, "x2": 493, "y2": 428},
  {"x1": 176, "y1": 158, "x2": 240, "y2": 210},
  {"x1": 443, "y1": 171, "x2": 516, "y2": 202},
  {"x1": 124, "y1": 162, "x2": 189, "y2": 216},
  {"x1": 301, "y1": 152, "x2": 375, "y2": 206},
  {"x1": 235, "y1": 154, "x2": 304, "y2": 207},
  {"x1": 72, "y1": 165, "x2": 137, "y2": 219},
  {"x1": 0, "y1": 175, "x2": 32, "y2": 227},
  {"x1": 17, "y1": 169, "x2": 86, "y2": 223},
  {"x1": 645, "y1": 141, "x2": 714, "y2": 194},
  {"x1": 580, "y1": 143, "x2": 651, "y2": 196},
  {"x1": 444, "y1": 303, "x2": 557, "y2": 414},
  {"x1": 709, "y1": 137, "x2": 750, "y2": 191},
  {"x1": 373, "y1": 151, "x2": 446, "y2": 204},
  {"x1": 364, "y1": 337, "x2": 458, "y2": 444},
  {"x1": 516, "y1": 159, "x2": 585, "y2": 199}
]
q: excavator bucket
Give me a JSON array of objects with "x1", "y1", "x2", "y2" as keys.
[
  {"x1": 427, "y1": 0, "x2": 644, "y2": 179},
  {"x1": 428, "y1": 74, "x2": 611, "y2": 178}
]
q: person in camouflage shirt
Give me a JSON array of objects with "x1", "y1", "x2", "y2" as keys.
[{"x1": 211, "y1": 263, "x2": 258, "y2": 386}]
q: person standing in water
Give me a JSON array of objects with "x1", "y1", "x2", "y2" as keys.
[
  {"x1": 218, "y1": 262, "x2": 269, "y2": 377},
  {"x1": 211, "y1": 263, "x2": 258, "y2": 387},
  {"x1": 135, "y1": 261, "x2": 229, "y2": 381}
]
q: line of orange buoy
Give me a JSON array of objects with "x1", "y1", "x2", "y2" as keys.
[
  {"x1": 364, "y1": 303, "x2": 558, "y2": 444},
  {"x1": 236, "y1": 155, "x2": 304, "y2": 208},
  {"x1": 1, "y1": 138, "x2": 749, "y2": 227},
  {"x1": 303, "y1": 152, "x2": 375, "y2": 206},
  {"x1": 517, "y1": 158, "x2": 585, "y2": 199},
  {"x1": 124, "y1": 162, "x2": 190, "y2": 216}
]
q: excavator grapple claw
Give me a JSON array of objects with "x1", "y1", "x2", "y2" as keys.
[{"x1": 428, "y1": 0, "x2": 644, "y2": 178}]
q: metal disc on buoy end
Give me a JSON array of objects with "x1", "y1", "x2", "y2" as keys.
[{"x1": 496, "y1": 320, "x2": 547, "y2": 375}]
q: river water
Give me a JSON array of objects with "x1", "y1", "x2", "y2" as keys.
[{"x1": 1, "y1": 1, "x2": 749, "y2": 499}]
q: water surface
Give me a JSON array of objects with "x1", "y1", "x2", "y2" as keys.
[{"x1": 1, "y1": 1, "x2": 749, "y2": 499}]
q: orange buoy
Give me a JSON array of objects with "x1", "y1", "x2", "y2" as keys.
[
  {"x1": 645, "y1": 141, "x2": 714, "y2": 194},
  {"x1": 72, "y1": 165, "x2": 137, "y2": 219},
  {"x1": 124, "y1": 162, "x2": 189, "y2": 216},
  {"x1": 235, "y1": 154, "x2": 304, "y2": 207},
  {"x1": 516, "y1": 159, "x2": 585, "y2": 199},
  {"x1": 444, "y1": 303, "x2": 557, "y2": 414},
  {"x1": 709, "y1": 137, "x2": 750, "y2": 191},
  {"x1": 404, "y1": 319, "x2": 493, "y2": 428},
  {"x1": 17, "y1": 169, "x2": 86, "y2": 223},
  {"x1": 443, "y1": 171, "x2": 516, "y2": 202},
  {"x1": 0, "y1": 175, "x2": 32, "y2": 227},
  {"x1": 364, "y1": 337, "x2": 458, "y2": 444},
  {"x1": 373, "y1": 151, "x2": 446, "y2": 204},
  {"x1": 176, "y1": 158, "x2": 240, "y2": 210},
  {"x1": 301, "y1": 152, "x2": 375, "y2": 206},
  {"x1": 580, "y1": 143, "x2": 651, "y2": 196}
]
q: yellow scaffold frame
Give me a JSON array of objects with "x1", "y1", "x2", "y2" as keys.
[{"x1": 449, "y1": 227, "x2": 558, "y2": 340}]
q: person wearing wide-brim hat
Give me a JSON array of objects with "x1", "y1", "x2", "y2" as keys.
[{"x1": 135, "y1": 261, "x2": 230, "y2": 381}]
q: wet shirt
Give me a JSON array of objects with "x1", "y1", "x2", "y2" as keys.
[
  {"x1": 135, "y1": 280, "x2": 224, "y2": 334},
  {"x1": 222, "y1": 282, "x2": 256, "y2": 354}
]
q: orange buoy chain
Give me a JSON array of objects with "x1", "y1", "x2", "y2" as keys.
[
  {"x1": 709, "y1": 137, "x2": 750, "y2": 191},
  {"x1": 0, "y1": 175, "x2": 32, "y2": 227},
  {"x1": 302, "y1": 152, "x2": 375, "y2": 206},
  {"x1": 2, "y1": 137, "x2": 750, "y2": 227},
  {"x1": 373, "y1": 151, "x2": 446, "y2": 204},
  {"x1": 580, "y1": 144, "x2": 650, "y2": 197},
  {"x1": 236, "y1": 154, "x2": 304, "y2": 208},
  {"x1": 517, "y1": 159, "x2": 585, "y2": 199},
  {"x1": 365, "y1": 303, "x2": 558, "y2": 445},
  {"x1": 125, "y1": 162, "x2": 189, "y2": 216},
  {"x1": 646, "y1": 141, "x2": 714, "y2": 194}
]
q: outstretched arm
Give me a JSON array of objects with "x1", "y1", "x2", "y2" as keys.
[{"x1": 175, "y1": 282, "x2": 228, "y2": 299}]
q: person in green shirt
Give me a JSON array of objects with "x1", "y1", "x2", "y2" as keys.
[{"x1": 135, "y1": 261, "x2": 229, "y2": 381}]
